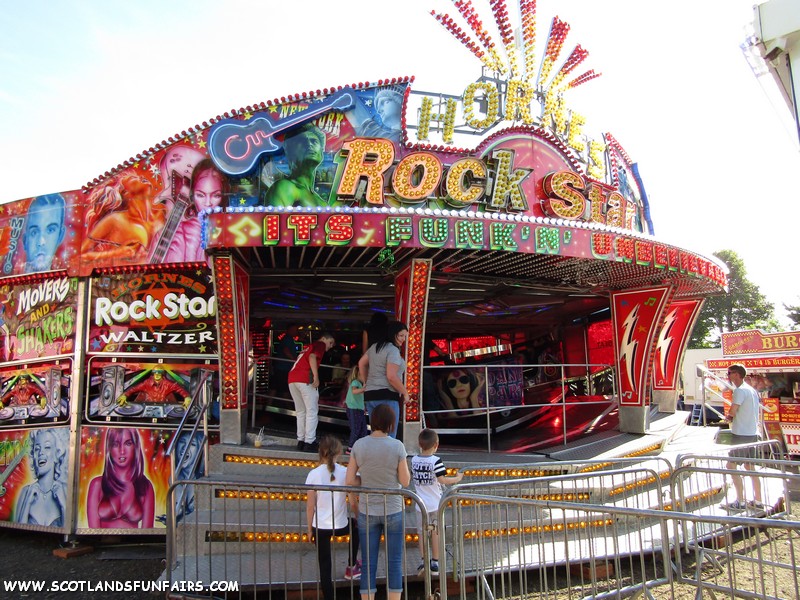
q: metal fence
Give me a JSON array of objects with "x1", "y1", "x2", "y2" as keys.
[
  {"x1": 165, "y1": 479, "x2": 433, "y2": 599},
  {"x1": 439, "y1": 452, "x2": 800, "y2": 600},
  {"x1": 165, "y1": 452, "x2": 800, "y2": 600}
]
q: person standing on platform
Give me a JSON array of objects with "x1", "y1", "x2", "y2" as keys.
[
  {"x1": 411, "y1": 428, "x2": 463, "y2": 576},
  {"x1": 344, "y1": 365, "x2": 368, "y2": 452},
  {"x1": 362, "y1": 312, "x2": 388, "y2": 354},
  {"x1": 358, "y1": 321, "x2": 409, "y2": 439},
  {"x1": 273, "y1": 324, "x2": 299, "y2": 398},
  {"x1": 289, "y1": 332, "x2": 335, "y2": 452},
  {"x1": 346, "y1": 403, "x2": 410, "y2": 600}
]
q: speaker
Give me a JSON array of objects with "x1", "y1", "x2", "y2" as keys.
[
  {"x1": 100, "y1": 366, "x2": 126, "y2": 409},
  {"x1": 46, "y1": 367, "x2": 63, "y2": 411}
]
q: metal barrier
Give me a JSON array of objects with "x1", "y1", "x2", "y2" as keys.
[
  {"x1": 439, "y1": 466, "x2": 671, "y2": 600},
  {"x1": 165, "y1": 479, "x2": 432, "y2": 599},
  {"x1": 437, "y1": 455, "x2": 800, "y2": 600}
]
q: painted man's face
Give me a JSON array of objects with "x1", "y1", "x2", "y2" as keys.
[
  {"x1": 23, "y1": 205, "x2": 65, "y2": 271},
  {"x1": 286, "y1": 130, "x2": 324, "y2": 165}
]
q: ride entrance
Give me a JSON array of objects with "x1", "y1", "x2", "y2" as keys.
[{"x1": 0, "y1": 1, "x2": 726, "y2": 538}]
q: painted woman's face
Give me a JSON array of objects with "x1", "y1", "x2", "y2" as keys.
[
  {"x1": 446, "y1": 370, "x2": 472, "y2": 400},
  {"x1": 33, "y1": 432, "x2": 57, "y2": 476},
  {"x1": 192, "y1": 171, "x2": 225, "y2": 211},
  {"x1": 110, "y1": 430, "x2": 136, "y2": 469}
]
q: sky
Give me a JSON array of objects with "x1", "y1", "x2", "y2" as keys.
[{"x1": 2, "y1": 0, "x2": 799, "y2": 324}]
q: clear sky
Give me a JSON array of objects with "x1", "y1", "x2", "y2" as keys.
[{"x1": 2, "y1": 0, "x2": 798, "y2": 323}]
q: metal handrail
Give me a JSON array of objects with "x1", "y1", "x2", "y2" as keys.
[
  {"x1": 422, "y1": 362, "x2": 616, "y2": 451},
  {"x1": 166, "y1": 370, "x2": 213, "y2": 473}
]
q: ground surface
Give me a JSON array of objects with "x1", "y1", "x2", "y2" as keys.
[{"x1": 0, "y1": 528, "x2": 165, "y2": 599}]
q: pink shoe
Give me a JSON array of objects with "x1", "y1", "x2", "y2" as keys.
[{"x1": 344, "y1": 560, "x2": 361, "y2": 580}]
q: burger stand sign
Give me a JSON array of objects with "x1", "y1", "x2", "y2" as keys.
[{"x1": 709, "y1": 330, "x2": 800, "y2": 455}]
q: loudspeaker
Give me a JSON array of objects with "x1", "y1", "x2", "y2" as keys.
[
  {"x1": 46, "y1": 367, "x2": 63, "y2": 411},
  {"x1": 100, "y1": 366, "x2": 126, "y2": 409}
]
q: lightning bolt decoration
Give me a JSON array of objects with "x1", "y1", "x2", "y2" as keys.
[
  {"x1": 618, "y1": 304, "x2": 640, "y2": 394},
  {"x1": 652, "y1": 299, "x2": 705, "y2": 391},
  {"x1": 655, "y1": 308, "x2": 677, "y2": 385},
  {"x1": 611, "y1": 287, "x2": 673, "y2": 407}
]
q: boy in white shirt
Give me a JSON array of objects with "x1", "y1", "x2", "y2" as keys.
[{"x1": 411, "y1": 428, "x2": 464, "y2": 575}]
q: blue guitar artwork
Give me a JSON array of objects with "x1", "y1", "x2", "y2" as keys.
[{"x1": 209, "y1": 89, "x2": 356, "y2": 175}]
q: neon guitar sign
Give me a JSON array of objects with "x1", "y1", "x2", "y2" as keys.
[{"x1": 208, "y1": 88, "x2": 356, "y2": 175}]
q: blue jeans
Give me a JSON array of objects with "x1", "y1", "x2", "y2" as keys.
[
  {"x1": 365, "y1": 400, "x2": 400, "y2": 438},
  {"x1": 358, "y1": 511, "x2": 405, "y2": 594}
]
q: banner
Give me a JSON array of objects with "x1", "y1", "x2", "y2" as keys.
[
  {"x1": 708, "y1": 357, "x2": 800, "y2": 371},
  {"x1": 722, "y1": 329, "x2": 800, "y2": 356},
  {"x1": 88, "y1": 266, "x2": 217, "y2": 355},
  {"x1": 652, "y1": 299, "x2": 704, "y2": 390},
  {"x1": 0, "y1": 276, "x2": 79, "y2": 362},
  {"x1": 611, "y1": 286, "x2": 672, "y2": 406}
]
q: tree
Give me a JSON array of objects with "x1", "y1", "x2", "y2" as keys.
[
  {"x1": 689, "y1": 249, "x2": 775, "y2": 348},
  {"x1": 785, "y1": 301, "x2": 800, "y2": 329}
]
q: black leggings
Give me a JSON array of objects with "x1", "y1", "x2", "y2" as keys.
[{"x1": 313, "y1": 517, "x2": 360, "y2": 600}]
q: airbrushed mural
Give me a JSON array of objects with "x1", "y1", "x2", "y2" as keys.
[
  {"x1": 0, "y1": 1, "x2": 729, "y2": 537},
  {"x1": 0, "y1": 194, "x2": 83, "y2": 277},
  {"x1": 76, "y1": 426, "x2": 170, "y2": 530},
  {"x1": 0, "y1": 427, "x2": 70, "y2": 529},
  {"x1": 0, "y1": 361, "x2": 71, "y2": 427},
  {"x1": 85, "y1": 359, "x2": 218, "y2": 425},
  {"x1": 0, "y1": 80, "x2": 676, "y2": 278}
]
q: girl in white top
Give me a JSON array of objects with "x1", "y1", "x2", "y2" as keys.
[{"x1": 306, "y1": 436, "x2": 361, "y2": 598}]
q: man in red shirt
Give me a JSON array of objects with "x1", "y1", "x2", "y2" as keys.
[
  {"x1": 117, "y1": 368, "x2": 191, "y2": 407},
  {"x1": 288, "y1": 333, "x2": 335, "y2": 452}
]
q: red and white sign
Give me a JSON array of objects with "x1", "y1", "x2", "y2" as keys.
[
  {"x1": 707, "y1": 356, "x2": 800, "y2": 371},
  {"x1": 722, "y1": 329, "x2": 800, "y2": 356},
  {"x1": 779, "y1": 422, "x2": 800, "y2": 455},
  {"x1": 611, "y1": 286, "x2": 672, "y2": 406},
  {"x1": 652, "y1": 299, "x2": 704, "y2": 390}
]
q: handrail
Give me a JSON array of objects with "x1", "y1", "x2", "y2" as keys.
[
  {"x1": 165, "y1": 478, "x2": 433, "y2": 600},
  {"x1": 166, "y1": 370, "x2": 213, "y2": 471},
  {"x1": 421, "y1": 362, "x2": 615, "y2": 451},
  {"x1": 166, "y1": 372, "x2": 211, "y2": 456}
]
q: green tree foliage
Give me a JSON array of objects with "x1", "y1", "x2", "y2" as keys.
[
  {"x1": 785, "y1": 301, "x2": 800, "y2": 329},
  {"x1": 689, "y1": 250, "x2": 775, "y2": 348}
]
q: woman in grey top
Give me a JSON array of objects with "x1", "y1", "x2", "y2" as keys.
[
  {"x1": 346, "y1": 403, "x2": 410, "y2": 600},
  {"x1": 358, "y1": 321, "x2": 409, "y2": 438}
]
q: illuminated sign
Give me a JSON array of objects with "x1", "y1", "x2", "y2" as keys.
[
  {"x1": 88, "y1": 267, "x2": 217, "y2": 354},
  {"x1": 209, "y1": 89, "x2": 356, "y2": 175},
  {"x1": 721, "y1": 330, "x2": 800, "y2": 356},
  {"x1": 0, "y1": 276, "x2": 78, "y2": 362},
  {"x1": 207, "y1": 210, "x2": 727, "y2": 288}
]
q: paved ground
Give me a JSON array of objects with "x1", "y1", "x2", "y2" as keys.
[{"x1": 0, "y1": 527, "x2": 165, "y2": 599}]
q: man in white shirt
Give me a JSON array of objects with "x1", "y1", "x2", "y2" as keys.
[{"x1": 725, "y1": 364, "x2": 765, "y2": 510}]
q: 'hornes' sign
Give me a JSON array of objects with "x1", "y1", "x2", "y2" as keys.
[
  {"x1": 88, "y1": 267, "x2": 217, "y2": 355},
  {"x1": 207, "y1": 5, "x2": 650, "y2": 235}
]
